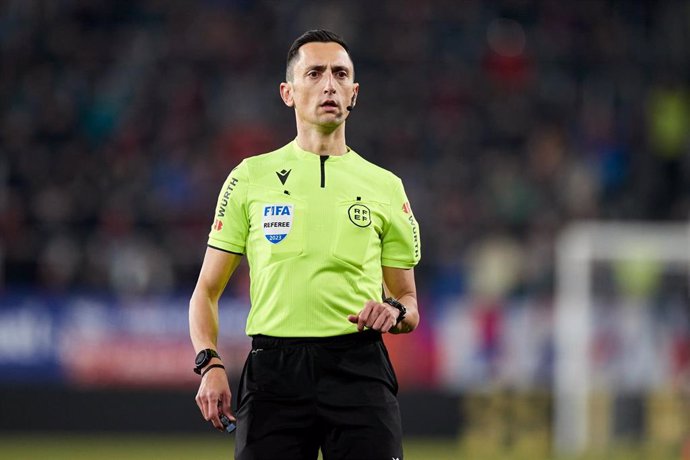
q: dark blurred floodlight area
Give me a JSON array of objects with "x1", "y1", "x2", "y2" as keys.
[{"x1": 0, "y1": 1, "x2": 689, "y2": 458}]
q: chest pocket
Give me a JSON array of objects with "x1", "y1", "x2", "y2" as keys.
[
  {"x1": 332, "y1": 200, "x2": 382, "y2": 268},
  {"x1": 255, "y1": 193, "x2": 305, "y2": 262}
]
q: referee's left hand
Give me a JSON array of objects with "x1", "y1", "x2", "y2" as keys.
[{"x1": 348, "y1": 300, "x2": 398, "y2": 333}]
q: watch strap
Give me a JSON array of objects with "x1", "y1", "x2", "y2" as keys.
[{"x1": 383, "y1": 297, "x2": 407, "y2": 325}]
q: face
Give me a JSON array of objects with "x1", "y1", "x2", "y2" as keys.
[{"x1": 281, "y1": 42, "x2": 359, "y2": 130}]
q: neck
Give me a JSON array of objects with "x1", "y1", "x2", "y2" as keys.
[{"x1": 294, "y1": 120, "x2": 348, "y2": 156}]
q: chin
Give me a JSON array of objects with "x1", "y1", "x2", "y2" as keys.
[
  {"x1": 313, "y1": 113, "x2": 342, "y2": 126},
  {"x1": 319, "y1": 119, "x2": 343, "y2": 130}
]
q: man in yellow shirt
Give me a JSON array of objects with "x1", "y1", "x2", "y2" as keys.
[{"x1": 190, "y1": 29, "x2": 420, "y2": 459}]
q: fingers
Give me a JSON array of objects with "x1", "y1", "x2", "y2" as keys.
[
  {"x1": 195, "y1": 387, "x2": 221, "y2": 428},
  {"x1": 356, "y1": 309, "x2": 367, "y2": 332},
  {"x1": 206, "y1": 392, "x2": 222, "y2": 430},
  {"x1": 195, "y1": 390, "x2": 207, "y2": 419},
  {"x1": 356, "y1": 300, "x2": 376, "y2": 331},
  {"x1": 350, "y1": 300, "x2": 396, "y2": 333},
  {"x1": 220, "y1": 390, "x2": 234, "y2": 423},
  {"x1": 371, "y1": 311, "x2": 393, "y2": 332}
]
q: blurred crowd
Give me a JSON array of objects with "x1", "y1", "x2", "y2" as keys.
[{"x1": 1, "y1": 0, "x2": 689, "y2": 299}]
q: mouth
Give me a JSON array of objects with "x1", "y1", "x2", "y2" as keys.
[{"x1": 320, "y1": 100, "x2": 339, "y2": 109}]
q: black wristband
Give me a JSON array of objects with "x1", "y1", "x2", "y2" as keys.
[{"x1": 201, "y1": 364, "x2": 225, "y2": 377}]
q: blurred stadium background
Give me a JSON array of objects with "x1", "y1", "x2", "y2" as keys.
[{"x1": 1, "y1": 1, "x2": 689, "y2": 459}]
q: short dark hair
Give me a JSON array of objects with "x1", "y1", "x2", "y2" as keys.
[{"x1": 285, "y1": 29, "x2": 351, "y2": 81}]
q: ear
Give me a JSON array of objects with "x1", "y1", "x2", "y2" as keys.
[
  {"x1": 280, "y1": 82, "x2": 294, "y2": 108},
  {"x1": 351, "y1": 82, "x2": 360, "y2": 108}
]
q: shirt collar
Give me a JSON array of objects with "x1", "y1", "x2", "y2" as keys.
[{"x1": 289, "y1": 139, "x2": 355, "y2": 162}]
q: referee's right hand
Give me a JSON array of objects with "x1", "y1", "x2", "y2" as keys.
[{"x1": 195, "y1": 367, "x2": 234, "y2": 432}]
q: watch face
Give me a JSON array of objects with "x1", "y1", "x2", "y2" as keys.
[{"x1": 195, "y1": 350, "x2": 207, "y2": 367}]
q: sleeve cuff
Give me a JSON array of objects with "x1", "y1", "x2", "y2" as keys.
[
  {"x1": 207, "y1": 238, "x2": 245, "y2": 255},
  {"x1": 381, "y1": 257, "x2": 418, "y2": 269}
]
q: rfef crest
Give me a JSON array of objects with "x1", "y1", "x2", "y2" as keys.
[{"x1": 348, "y1": 204, "x2": 371, "y2": 228}]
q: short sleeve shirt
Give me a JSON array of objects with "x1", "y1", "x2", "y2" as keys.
[{"x1": 208, "y1": 140, "x2": 420, "y2": 337}]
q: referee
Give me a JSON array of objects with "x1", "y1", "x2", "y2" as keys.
[{"x1": 189, "y1": 29, "x2": 420, "y2": 460}]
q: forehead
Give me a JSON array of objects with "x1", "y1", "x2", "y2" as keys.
[{"x1": 295, "y1": 42, "x2": 353, "y2": 70}]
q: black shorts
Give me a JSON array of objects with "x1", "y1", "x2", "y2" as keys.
[{"x1": 234, "y1": 330, "x2": 403, "y2": 460}]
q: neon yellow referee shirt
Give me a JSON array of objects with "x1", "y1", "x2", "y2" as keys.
[{"x1": 208, "y1": 140, "x2": 420, "y2": 337}]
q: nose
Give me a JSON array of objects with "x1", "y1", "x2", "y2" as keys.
[{"x1": 323, "y1": 72, "x2": 336, "y2": 94}]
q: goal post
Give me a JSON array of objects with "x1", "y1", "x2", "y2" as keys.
[{"x1": 554, "y1": 221, "x2": 690, "y2": 455}]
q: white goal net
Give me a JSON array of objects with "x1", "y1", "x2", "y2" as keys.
[{"x1": 555, "y1": 221, "x2": 690, "y2": 456}]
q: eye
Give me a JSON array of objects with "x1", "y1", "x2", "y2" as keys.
[
  {"x1": 336, "y1": 71, "x2": 348, "y2": 79},
  {"x1": 307, "y1": 70, "x2": 320, "y2": 78}
]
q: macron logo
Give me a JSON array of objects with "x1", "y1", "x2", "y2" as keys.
[{"x1": 276, "y1": 168, "x2": 291, "y2": 185}]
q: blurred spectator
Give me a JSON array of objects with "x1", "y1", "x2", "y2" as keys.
[{"x1": 0, "y1": 0, "x2": 688, "y2": 299}]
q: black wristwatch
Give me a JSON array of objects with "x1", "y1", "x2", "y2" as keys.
[
  {"x1": 194, "y1": 348, "x2": 221, "y2": 375},
  {"x1": 383, "y1": 297, "x2": 407, "y2": 325}
]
